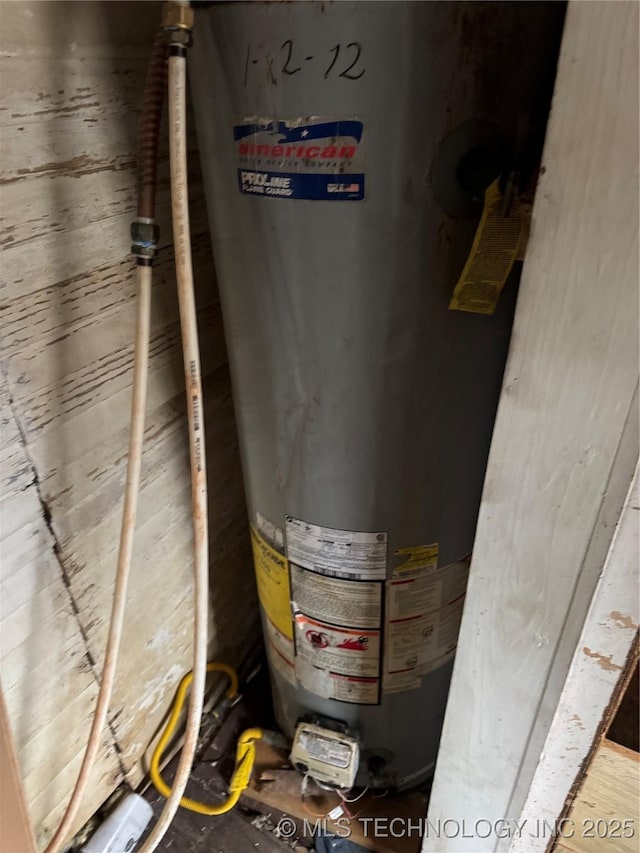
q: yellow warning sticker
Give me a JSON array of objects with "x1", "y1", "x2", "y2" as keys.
[
  {"x1": 250, "y1": 525, "x2": 293, "y2": 639},
  {"x1": 449, "y1": 178, "x2": 523, "y2": 315},
  {"x1": 393, "y1": 543, "x2": 439, "y2": 575}
]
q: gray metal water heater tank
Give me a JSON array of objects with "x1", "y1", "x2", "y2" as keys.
[{"x1": 189, "y1": 1, "x2": 564, "y2": 788}]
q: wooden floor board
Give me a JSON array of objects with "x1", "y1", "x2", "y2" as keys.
[
  {"x1": 554, "y1": 738, "x2": 639, "y2": 853},
  {"x1": 141, "y1": 759, "x2": 294, "y2": 853}
]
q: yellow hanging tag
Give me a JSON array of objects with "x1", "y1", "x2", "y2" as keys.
[{"x1": 449, "y1": 178, "x2": 523, "y2": 315}]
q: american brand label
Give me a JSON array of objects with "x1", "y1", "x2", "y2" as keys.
[{"x1": 232, "y1": 116, "x2": 366, "y2": 202}]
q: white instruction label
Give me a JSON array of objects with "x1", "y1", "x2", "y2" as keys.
[
  {"x1": 299, "y1": 731, "x2": 352, "y2": 769},
  {"x1": 290, "y1": 564, "x2": 382, "y2": 629},
  {"x1": 297, "y1": 659, "x2": 380, "y2": 705},
  {"x1": 385, "y1": 599, "x2": 464, "y2": 678},
  {"x1": 383, "y1": 670, "x2": 422, "y2": 695},
  {"x1": 383, "y1": 558, "x2": 470, "y2": 694},
  {"x1": 265, "y1": 617, "x2": 296, "y2": 687},
  {"x1": 330, "y1": 673, "x2": 379, "y2": 704},
  {"x1": 387, "y1": 560, "x2": 468, "y2": 622},
  {"x1": 285, "y1": 516, "x2": 387, "y2": 580}
]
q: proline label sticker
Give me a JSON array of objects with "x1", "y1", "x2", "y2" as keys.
[{"x1": 233, "y1": 116, "x2": 365, "y2": 201}]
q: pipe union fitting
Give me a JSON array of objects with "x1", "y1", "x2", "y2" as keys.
[
  {"x1": 131, "y1": 244, "x2": 156, "y2": 259},
  {"x1": 131, "y1": 220, "x2": 159, "y2": 245},
  {"x1": 131, "y1": 220, "x2": 159, "y2": 258}
]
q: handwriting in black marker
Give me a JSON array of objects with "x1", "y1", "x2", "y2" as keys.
[
  {"x1": 324, "y1": 44, "x2": 340, "y2": 79},
  {"x1": 281, "y1": 39, "x2": 302, "y2": 75},
  {"x1": 243, "y1": 44, "x2": 250, "y2": 87},
  {"x1": 339, "y1": 42, "x2": 365, "y2": 80},
  {"x1": 245, "y1": 41, "x2": 365, "y2": 84}
]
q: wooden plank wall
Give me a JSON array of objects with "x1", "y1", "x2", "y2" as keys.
[
  {"x1": 1, "y1": 686, "x2": 38, "y2": 853},
  {"x1": 0, "y1": 2, "x2": 261, "y2": 847}
]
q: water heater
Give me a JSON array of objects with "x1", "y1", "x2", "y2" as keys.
[{"x1": 189, "y1": 1, "x2": 563, "y2": 789}]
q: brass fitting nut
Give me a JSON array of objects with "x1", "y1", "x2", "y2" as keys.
[
  {"x1": 164, "y1": 28, "x2": 193, "y2": 48},
  {"x1": 162, "y1": 2, "x2": 194, "y2": 32}
]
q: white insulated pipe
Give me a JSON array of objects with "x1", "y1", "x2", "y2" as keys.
[{"x1": 138, "y1": 48, "x2": 209, "y2": 853}]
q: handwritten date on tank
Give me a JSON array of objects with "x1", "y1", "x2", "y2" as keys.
[{"x1": 244, "y1": 41, "x2": 365, "y2": 86}]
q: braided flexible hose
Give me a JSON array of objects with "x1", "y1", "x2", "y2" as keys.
[{"x1": 137, "y1": 30, "x2": 168, "y2": 219}]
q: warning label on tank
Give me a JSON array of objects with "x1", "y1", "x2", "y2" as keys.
[
  {"x1": 383, "y1": 558, "x2": 470, "y2": 694},
  {"x1": 290, "y1": 564, "x2": 382, "y2": 629},
  {"x1": 265, "y1": 616, "x2": 296, "y2": 687},
  {"x1": 385, "y1": 602, "x2": 464, "y2": 679},
  {"x1": 294, "y1": 613, "x2": 381, "y2": 704},
  {"x1": 285, "y1": 517, "x2": 387, "y2": 580},
  {"x1": 387, "y1": 558, "x2": 468, "y2": 622},
  {"x1": 250, "y1": 525, "x2": 292, "y2": 640},
  {"x1": 232, "y1": 116, "x2": 365, "y2": 202}
]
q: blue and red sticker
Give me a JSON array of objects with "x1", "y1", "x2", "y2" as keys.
[{"x1": 233, "y1": 116, "x2": 365, "y2": 201}]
